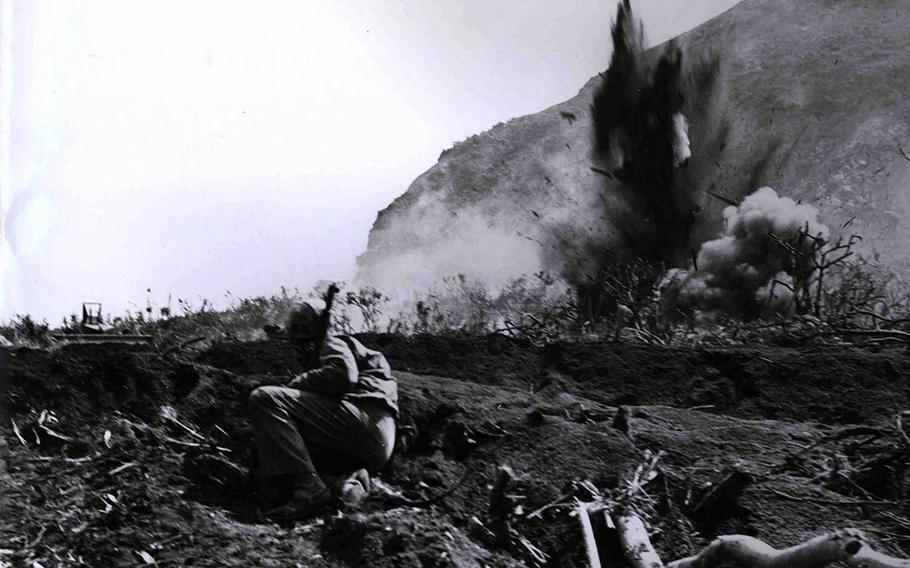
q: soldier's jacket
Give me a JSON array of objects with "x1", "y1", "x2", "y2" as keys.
[{"x1": 289, "y1": 335, "x2": 399, "y2": 417}]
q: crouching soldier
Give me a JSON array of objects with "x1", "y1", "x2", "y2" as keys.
[{"x1": 248, "y1": 301, "x2": 398, "y2": 520}]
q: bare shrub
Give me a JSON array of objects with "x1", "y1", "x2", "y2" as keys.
[
  {"x1": 818, "y1": 257, "x2": 910, "y2": 328},
  {"x1": 131, "y1": 287, "x2": 307, "y2": 341},
  {"x1": 0, "y1": 315, "x2": 51, "y2": 347},
  {"x1": 344, "y1": 287, "x2": 390, "y2": 333},
  {"x1": 767, "y1": 228, "x2": 860, "y2": 317},
  {"x1": 576, "y1": 255, "x2": 666, "y2": 332},
  {"x1": 391, "y1": 273, "x2": 574, "y2": 339}
]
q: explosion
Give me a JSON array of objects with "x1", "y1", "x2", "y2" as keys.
[
  {"x1": 357, "y1": 0, "x2": 725, "y2": 325},
  {"x1": 551, "y1": 0, "x2": 711, "y2": 321},
  {"x1": 662, "y1": 186, "x2": 831, "y2": 319},
  {"x1": 590, "y1": 0, "x2": 695, "y2": 263}
]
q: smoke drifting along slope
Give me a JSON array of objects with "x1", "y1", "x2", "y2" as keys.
[
  {"x1": 356, "y1": 103, "x2": 612, "y2": 295},
  {"x1": 662, "y1": 186, "x2": 829, "y2": 318},
  {"x1": 354, "y1": 189, "x2": 543, "y2": 294}
]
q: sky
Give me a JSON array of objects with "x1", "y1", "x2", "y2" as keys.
[{"x1": 0, "y1": 0, "x2": 740, "y2": 323}]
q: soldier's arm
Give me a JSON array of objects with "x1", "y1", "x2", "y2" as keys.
[
  {"x1": 288, "y1": 337, "x2": 358, "y2": 395},
  {"x1": 346, "y1": 337, "x2": 392, "y2": 378}
]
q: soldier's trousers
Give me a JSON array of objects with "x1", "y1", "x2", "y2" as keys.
[{"x1": 248, "y1": 386, "x2": 396, "y2": 477}]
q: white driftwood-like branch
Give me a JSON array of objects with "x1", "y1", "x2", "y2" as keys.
[
  {"x1": 668, "y1": 529, "x2": 910, "y2": 568},
  {"x1": 577, "y1": 503, "x2": 602, "y2": 568},
  {"x1": 615, "y1": 513, "x2": 665, "y2": 568}
]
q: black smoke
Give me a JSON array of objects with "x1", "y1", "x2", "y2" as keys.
[
  {"x1": 555, "y1": 0, "x2": 725, "y2": 321},
  {"x1": 591, "y1": 0, "x2": 695, "y2": 263}
]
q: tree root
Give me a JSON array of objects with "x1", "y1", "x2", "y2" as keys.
[{"x1": 668, "y1": 529, "x2": 910, "y2": 568}]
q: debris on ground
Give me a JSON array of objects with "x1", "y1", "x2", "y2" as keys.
[{"x1": 3, "y1": 335, "x2": 910, "y2": 566}]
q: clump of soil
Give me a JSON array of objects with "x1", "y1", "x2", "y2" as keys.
[{"x1": 2, "y1": 335, "x2": 909, "y2": 566}]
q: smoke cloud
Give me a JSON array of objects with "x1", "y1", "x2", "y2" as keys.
[
  {"x1": 356, "y1": 189, "x2": 544, "y2": 295},
  {"x1": 590, "y1": 0, "x2": 695, "y2": 263},
  {"x1": 662, "y1": 186, "x2": 830, "y2": 318}
]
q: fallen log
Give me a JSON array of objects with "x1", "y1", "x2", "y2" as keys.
[
  {"x1": 577, "y1": 503, "x2": 602, "y2": 568},
  {"x1": 667, "y1": 529, "x2": 910, "y2": 568},
  {"x1": 615, "y1": 513, "x2": 665, "y2": 568},
  {"x1": 609, "y1": 510, "x2": 910, "y2": 568}
]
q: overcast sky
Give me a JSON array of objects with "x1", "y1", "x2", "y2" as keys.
[{"x1": 1, "y1": 0, "x2": 739, "y2": 323}]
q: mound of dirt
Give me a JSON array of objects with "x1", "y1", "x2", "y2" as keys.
[
  {"x1": 3, "y1": 344, "x2": 176, "y2": 424},
  {"x1": 2, "y1": 335, "x2": 909, "y2": 566},
  {"x1": 362, "y1": 333, "x2": 910, "y2": 424}
]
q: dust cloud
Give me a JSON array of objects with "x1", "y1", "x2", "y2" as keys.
[{"x1": 662, "y1": 186, "x2": 830, "y2": 318}]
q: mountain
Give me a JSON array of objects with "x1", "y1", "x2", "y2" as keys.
[{"x1": 356, "y1": 0, "x2": 910, "y2": 292}]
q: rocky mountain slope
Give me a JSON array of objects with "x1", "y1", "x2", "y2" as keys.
[{"x1": 356, "y1": 0, "x2": 910, "y2": 292}]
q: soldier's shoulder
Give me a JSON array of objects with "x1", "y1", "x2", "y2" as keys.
[{"x1": 322, "y1": 334, "x2": 354, "y2": 353}]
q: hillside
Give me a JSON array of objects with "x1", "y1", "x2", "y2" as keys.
[
  {"x1": 3, "y1": 336, "x2": 910, "y2": 566},
  {"x1": 356, "y1": 0, "x2": 910, "y2": 292}
]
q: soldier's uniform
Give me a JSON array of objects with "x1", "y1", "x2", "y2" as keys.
[{"x1": 248, "y1": 335, "x2": 398, "y2": 478}]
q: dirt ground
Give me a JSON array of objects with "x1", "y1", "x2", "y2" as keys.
[{"x1": 2, "y1": 335, "x2": 909, "y2": 566}]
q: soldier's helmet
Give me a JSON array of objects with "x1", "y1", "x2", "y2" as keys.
[{"x1": 286, "y1": 300, "x2": 325, "y2": 341}]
